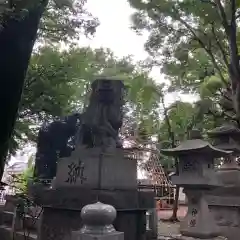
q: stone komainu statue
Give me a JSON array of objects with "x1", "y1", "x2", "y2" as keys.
[
  {"x1": 34, "y1": 78, "x2": 125, "y2": 180},
  {"x1": 77, "y1": 79, "x2": 125, "y2": 148},
  {"x1": 33, "y1": 113, "x2": 81, "y2": 180}
]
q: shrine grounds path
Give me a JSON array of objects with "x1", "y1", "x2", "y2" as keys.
[{"x1": 158, "y1": 205, "x2": 187, "y2": 236}]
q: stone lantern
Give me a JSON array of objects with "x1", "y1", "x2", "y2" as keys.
[
  {"x1": 206, "y1": 123, "x2": 240, "y2": 240},
  {"x1": 208, "y1": 122, "x2": 240, "y2": 171},
  {"x1": 161, "y1": 130, "x2": 231, "y2": 239}
]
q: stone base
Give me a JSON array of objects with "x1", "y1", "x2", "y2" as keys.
[
  {"x1": 71, "y1": 231, "x2": 124, "y2": 240},
  {"x1": 158, "y1": 235, "x2": 227, "y2": 240},
  {"x1": 38, "y1": 207, "x2": 147, "y2": 240},
  {"x1": 31, "y1": 187, "x2": 154, "y2": 240}
]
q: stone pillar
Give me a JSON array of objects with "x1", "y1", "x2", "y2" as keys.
[
  {"x1": 71, "y1": 202, "x2": 124, "y2": 240},
  {"x1": 146, "y1": 209, "x2": 158, "y2": 239},
  {"x1": 180, "y1": 189, "x2": 220, "y2": 238}
]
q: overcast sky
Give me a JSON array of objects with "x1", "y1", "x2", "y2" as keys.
[
  {"x1": 81, "y1": 0, "x2": 149, "y2": 60},
  {"x1": 79, "y1": 0, "x2": 197, "y2": 102}
]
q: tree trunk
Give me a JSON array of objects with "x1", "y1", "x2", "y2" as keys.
[
  {"x1": 169, "y1": 185, "x2": 180, "y2": 222},
  {"x1": 0, "y1": 1, "x2": 48, "y2": 181},
  {"x1": 169, "y1": 156, "x2": 180, "y2": 222},
  {"x1": 160, "y1": 98, "x2": 180, "y2": 222}
]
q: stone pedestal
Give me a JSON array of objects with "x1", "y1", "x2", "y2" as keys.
[
  {"x1": 180, "y1": 190, "x2": 219, "y2": 239},
  {"x1": 206, "y1": 123, "x2": 240, "y2": 240},
  {"x1": 55, "y1": 147, "x2": 137, "y2": 190},
  {"x1": 206, "y1": 161, "x2": 240, "y2": 240},
  {"x1": 207, "y1": 186, "x2": 240, "y2": 240},
  {"x1": 31, "y1": 147, "x2": 154, "y2": 240},
  {"x1": 33, "y1": 187, "x2": 153, "y2": 240},
  {"x1": 146, "y1": 209, "x2": 158, "y2": 239}
]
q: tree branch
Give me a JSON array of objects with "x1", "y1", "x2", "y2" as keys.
[
  {"x1": 24, "y1": 77, "x2": 37, "y2": 90},
  {"x1": 214, "y1": 0, "x2": 230, "y2": 35},
  {"x1": 229, "y1": 0, "x2": 240, "y2": 78},
  {"x1": 211, "y1": 23, "x2": 229, "y2": 68},
  {"x1": 176, "y1": 16, "x2": 228, "y2": 86},
  {"x1": 160, "y1": 96, "x2": 175, "y2": 148},
  {"x1": 236, "y1": 12, "x2": 240, "y2": 20},
  {"x1": 200, "y1": 0, "x2": 216, "y2": 5}
]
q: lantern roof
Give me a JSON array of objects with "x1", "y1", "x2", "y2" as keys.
[
  {"x1": 207, "y1": 123, "x2": 240, "y2": 138},
  {"x1": 212, "y1": 138, "x2": 240, "y2": 154},
  {"x1": 160, "y1": 130, "x2": 232, "y2": 157}
]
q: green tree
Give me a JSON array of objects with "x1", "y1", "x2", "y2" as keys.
[
  {"x1": 128, "y1": 0, "x2": 240, "y2": 123},
  {"x1": 38, "y1": 0, "x2": 99, "y2": 44},
  {"x1": 9, "y1": 46, "x2": 157, "y2": 153},
  {"x1": 15, "y1": 155, "x2": 35, "y2": 193},
  {"x1": 0, "y1": 0, "x2": 48, "y2": 181},
  {"x1": 0, "y1": 0, "x2": 98, "y2": 181}
]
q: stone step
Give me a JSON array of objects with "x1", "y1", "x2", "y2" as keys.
[{"x1": 0, "y1": 224, "x2": 37, "y2": 240}]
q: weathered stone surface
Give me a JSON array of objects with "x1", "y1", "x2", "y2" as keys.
[
  {"x1": 31, "y1": 187, "x2": 154, "y2": 210},
  {"x1": 207, "y1": 195, "x2": 240, "y2": 207},
  {"x1": 147, "y1": 208, "x2": 158, "y2": 239},
  {"x1": 207, "y1": 197, "x2": 240, "y2": 240},
  {"x1": 206, "y1": 123, "x2": 240, "y2": 240},
  {"x1": 216, "y1": 169, "x2": 240, "y2": 186},
  {"x1": 38, "y1": 208, "x2": 81, "y2": 240},
  {"x1": 180, "y1": 190, "x2": 220, "y2": 239},
  {"x1": 36, "y1": 206, "x2": 148, "y2": 240},
  {"x1": 72, "y1": 232, "x2": 124, "y2": 240},
  {"x1": 55, "y1": 147, "x2": 137, "y2": 190},
  {"x1": 158, "y1": 235, "x2": 227, "y2": 240}
]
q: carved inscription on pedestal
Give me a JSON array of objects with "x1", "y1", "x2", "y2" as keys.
[
  {"x1": 189, "y1": 208, "x2": 198, "y2": 227},
  {"x1": 65, "y1": 159, "x2": 87, "y2": 184},
  {"x1": 192, "y1": 208, "x2": 198, "y2": 216}
]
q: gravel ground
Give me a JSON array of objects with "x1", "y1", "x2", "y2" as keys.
[
  {"x1": 158, "y1": 206, "x2": 187, "y2": 237},
  {"x1": 158, "y1": 221, "x2": 180, "y2": 236}
]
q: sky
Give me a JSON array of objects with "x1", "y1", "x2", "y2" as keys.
[
  {"x1": 8, "y1": 0, "x2": 197, "y2": 168},
  {"x1": 81, "y1": 0, "x2": 149, "y2": 61},
  {"x1": 79, "y1": 0, "x2": 197, "y2": 103}
]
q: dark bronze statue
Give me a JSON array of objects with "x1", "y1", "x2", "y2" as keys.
[{"x1": 34, "y1": 78, "x2": 125, "y2": 180}]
